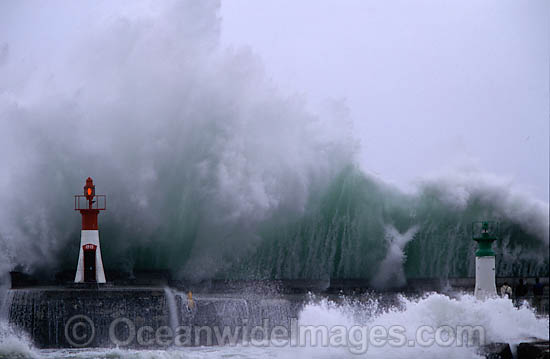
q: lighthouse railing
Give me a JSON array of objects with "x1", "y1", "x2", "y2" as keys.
[
  {"x1": 74, "y1": 194, "x2": 106, "y2": 210},
  {"x1": 471, "y1": 221, "x2": 499, "y2": 240}
]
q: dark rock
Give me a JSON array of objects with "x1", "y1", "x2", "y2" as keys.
[
  {"x1": 517, "y1": 340, "x2": 549, "y2": 359},
  {"x1": 478, "y1": 342, "x2": 513, "y2": 359}
]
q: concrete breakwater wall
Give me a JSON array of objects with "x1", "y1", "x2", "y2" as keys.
[{"x1": 4, "y1": 288, "x2": 302, "y2": 348}]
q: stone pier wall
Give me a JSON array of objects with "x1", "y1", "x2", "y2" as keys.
[{"x1": 7, "y1": 288, "x2": 302, "y2": 348}]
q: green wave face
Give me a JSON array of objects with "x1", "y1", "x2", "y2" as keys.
[{"x1": 227, "y1": 166, "x2": 549, "y2": 281}]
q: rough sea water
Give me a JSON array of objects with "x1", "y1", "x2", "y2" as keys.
[{"x1": 0, "y1": 0, "x2": 548, "y2": 358}]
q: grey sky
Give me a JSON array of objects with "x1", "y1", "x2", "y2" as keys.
[{"x1": 220, "y1": 0, "x2": 549, "y2": 201}]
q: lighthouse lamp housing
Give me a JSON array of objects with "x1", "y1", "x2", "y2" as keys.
[{"x1": 472, "y1": 221, "x2": 499, "y2": 257}]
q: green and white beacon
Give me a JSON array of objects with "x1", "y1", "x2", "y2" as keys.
[{"x1": 472, "y1": 221, "x2": 499, "y2": 299}]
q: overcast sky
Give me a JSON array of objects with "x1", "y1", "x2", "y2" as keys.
[{"x1": 220, "y1": 0, "x2": 549, "y2": 201}]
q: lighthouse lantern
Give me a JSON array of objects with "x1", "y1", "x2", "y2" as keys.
[{"x1": 84, "y1": 178, "x2": 95, "y2": 200}]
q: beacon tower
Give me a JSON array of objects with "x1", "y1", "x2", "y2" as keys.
[
  {"x1": 74, "y1": 177, "x2": 107, "y2": 283},
  {"x1": 472, "y1": 221, "x2": 498, "y2": 300}
]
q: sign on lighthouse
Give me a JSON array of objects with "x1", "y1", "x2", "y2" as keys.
[{"x1": 74, "y1": 177, "x2": 107, "y2": 283}]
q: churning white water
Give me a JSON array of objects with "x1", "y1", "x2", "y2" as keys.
[{"x1": 298, "y1": 293, "x2": 548, "y2": 358}]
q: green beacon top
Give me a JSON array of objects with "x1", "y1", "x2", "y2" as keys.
[{"x1": 472, "y1": 221, "x2": 499, "y2": 257}]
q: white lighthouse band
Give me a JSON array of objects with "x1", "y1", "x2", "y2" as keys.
[
  {"x1": 74, "y1": 230, "x2": 107, "y2": 283},
  {"x1": 474, "y1": 256, "x2": 496, "y2": 300}
]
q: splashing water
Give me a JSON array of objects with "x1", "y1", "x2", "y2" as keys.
[
  {"x1": 163, "y1": 288, "x2": 179, "y2": 332},
  {"x1": 0, "y1": 320, "x2": 37, "y2": 359},
  {"x1": 370, "y1": 225, "x2": 419, "y2": 289},
  {"x1": 296, "y1": 292, "x2": 549, "y2": 358}
]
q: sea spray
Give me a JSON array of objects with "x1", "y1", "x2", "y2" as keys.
[
  {"x1": 370, "y1": 224, "x2": 419, "y2": 289},
  {"x1": 0, "y1": 290, "x2": 13, "y2": 323},
  {"x1": 0, "y1": 0, "x2": 355, "y2": 281}
]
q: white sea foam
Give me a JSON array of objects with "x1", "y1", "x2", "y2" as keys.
[
  {"x1": 296, "y1": 292, "x2": 549, "y2": 358},
  {"x1": 0, "y1": 321, "x2": 37, "y2": 359}
]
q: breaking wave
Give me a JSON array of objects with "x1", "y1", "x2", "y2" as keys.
[{"x1": 0, "y1": 0, "x2": 547, "y2": 283}]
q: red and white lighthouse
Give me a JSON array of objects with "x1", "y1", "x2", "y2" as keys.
[{"x1": 74, "y1": 177, "x2": 107, "y2": 283}]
